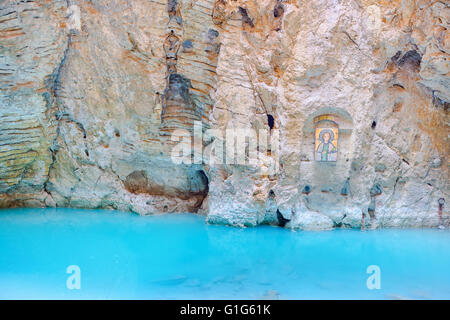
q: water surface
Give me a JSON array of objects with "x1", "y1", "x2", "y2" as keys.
[{"x1": 1, "y1": 208, "x2": 449, "y2": 299}]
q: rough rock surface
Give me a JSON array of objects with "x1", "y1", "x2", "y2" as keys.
[{"x1": 0, "y1": 0, "x2": 448, "y2": 230}]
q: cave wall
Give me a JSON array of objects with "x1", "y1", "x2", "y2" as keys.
[
  {"x1": 206, "y1": 0, "x2": 449, "y2": 229},
  {"x1": 0, "y1": 0, "x2": 214, "y2": 214},
  {"x1": 0, "y1": 0, "x2": 448, "y2": 229}
]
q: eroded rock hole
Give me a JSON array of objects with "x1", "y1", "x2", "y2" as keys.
[
  {"x1": 398, "y1": 50, "x2": 422, "y2": 70},
  {"x1": 239, "y1": 7, "x2": 254, "y2": 27},
  {"x1": 182, "y1": 40, "x2": 193, "y2": 50},
  {"x1": 273, "y1": 3, "x2": 284, "y2": 18},
  {"x1": 267, "y1": 114, "x2": 274, "y2": 130},
  {"x1": 302, "y1": 185, "x2": 311, "y2": 194}
]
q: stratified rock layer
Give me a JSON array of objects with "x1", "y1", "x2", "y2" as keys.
[{"x1": 0, "y1": 0, "x2": 448, "y2": 229}]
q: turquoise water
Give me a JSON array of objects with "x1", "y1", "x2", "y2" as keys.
[{"x1": 0, "y1": 208, "x2": 449, "y2": 300}]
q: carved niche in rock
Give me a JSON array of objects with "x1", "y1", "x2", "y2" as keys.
[
  {"x1": 205, "y1": 28, "x2": 220, "y2": 55},
  {"x1": 164, "y1": 30, "x2": 181, "y2": 78},
  {"x1": 164, "y1": 30, "x2": 180, "y2": 63}
]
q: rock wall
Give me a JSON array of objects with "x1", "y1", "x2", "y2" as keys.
[{"x1": 0, "y1": 0, "x2": 448, "y2": 229}]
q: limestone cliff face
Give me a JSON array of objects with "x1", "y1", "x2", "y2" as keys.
[{"x1": 0, "y1": 0, "x2": 448, "y2": 229}]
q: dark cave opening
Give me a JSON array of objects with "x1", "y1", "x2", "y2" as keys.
[
  {"x1": 276, "y1": 209, "x2": 290, "y2": 227},
  {"x1": 194, "y1": 169, "x2": 209, "y2": 212},
  {"x1": 267, "y1": 114, "x2": 274, "y2": 130},
  {"x1": 197, "y1": 169, "x2": 209, "y2": 197}
]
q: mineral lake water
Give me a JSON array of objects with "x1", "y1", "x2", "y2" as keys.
[{"x1": 0, "y1": 208, "x2": 449, "y2": 299}]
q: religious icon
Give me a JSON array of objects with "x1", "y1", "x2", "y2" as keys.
[{"x1": 315, "y1": 128, "x2": 338, "y2": 162}]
